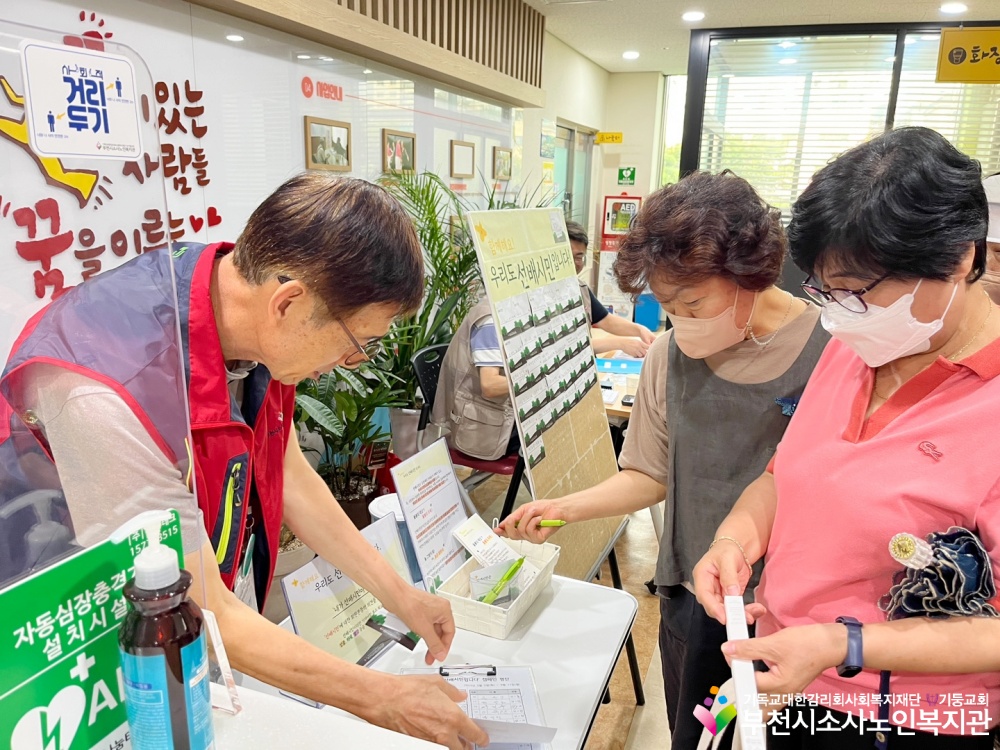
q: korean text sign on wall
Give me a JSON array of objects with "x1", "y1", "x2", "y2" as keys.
[{"x1": 937, "y1": 27, "x2": 1000, "y2": 84}]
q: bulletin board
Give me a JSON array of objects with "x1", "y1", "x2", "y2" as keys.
[{"x1": 466, "y1": 208, "x2": 619, "y2": 500}]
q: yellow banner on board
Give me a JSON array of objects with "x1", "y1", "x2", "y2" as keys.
[{"x1": 937, "y1": 27, "x2": 1000, "y2": 83}]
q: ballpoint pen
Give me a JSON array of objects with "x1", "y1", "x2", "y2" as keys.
[{"x1": 479, "y1": 557, "x2": 525, "y2": 604}]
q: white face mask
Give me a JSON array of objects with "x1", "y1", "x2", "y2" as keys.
[
  {"x1": 820, "y1": 279, "x2": 958, "y2": 368},
  {"x1": 666, "y1": 289, "x2": 756, "y2": 359}
]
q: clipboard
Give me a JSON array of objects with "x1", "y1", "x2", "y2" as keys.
[{"x1": 401, "y1": 664, "x2": 555, "y2": 749}]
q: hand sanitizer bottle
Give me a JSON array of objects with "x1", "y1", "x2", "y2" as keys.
[{"x1": 118, "y1": 521, "x2": 214, "y2": 750}]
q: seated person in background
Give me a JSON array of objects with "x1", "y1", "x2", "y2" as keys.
[
  {"x1": 982, "y1": 173, "x2": 1000, "y2": 303},
  {"x1": 431, "y1": 298, "x2": 517, "y2": 461},
  {"x1": 566, "y1": 221, "x2": 657, "y2": 357}
]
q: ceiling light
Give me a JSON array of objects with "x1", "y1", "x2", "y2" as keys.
[
  {"x1": 296, "y1": 54, "x2": 311, "y2": 59},
  {"x1": 778, "y1": 41, "x2": 797, "y2": 49},
  {"x1": 682, "y1": 10, "x2": 705, "y2": 21},
  {"x1": 226, "y1": 34, "x2": 244, "y2": 42},
  {"x1": 318, "y1": 55, "x2": 333, "y2": 61},
  {"x1": 622, "y1": 50, "x2": 640, "y2": 60},
  {"x1": 779, "y1": 58, "x2": 797, "y2": 65},
  {"x1": 940, "y1": 2, "x2": 967, "y2": 13},
  {"x1": 363, "y1": 68, "x2": 373, "y2": 74}
]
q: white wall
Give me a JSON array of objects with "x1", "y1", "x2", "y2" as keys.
[
  {"x1": 600, "y1": 72, "x2": 665, "y2": 200},
  {"x1": 519, "y1": 33, "x2": 609, "y2": 225}
]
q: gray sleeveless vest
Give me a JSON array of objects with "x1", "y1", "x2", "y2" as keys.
[{"x1": 656, "y1": 318, "x2": 830, "y2": 589}]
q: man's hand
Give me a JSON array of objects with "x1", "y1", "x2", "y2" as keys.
[
  {"x1": 391, "y1": 587, "x2": 456, "y2": 665},
  {"x1": 373, "y1": 674, "x2": 490, "y2": 750}
]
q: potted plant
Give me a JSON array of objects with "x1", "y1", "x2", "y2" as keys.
[{"x1": 294, "y1": 359, "x2": 408, "y2": 528}]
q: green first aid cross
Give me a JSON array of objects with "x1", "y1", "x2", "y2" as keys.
[{"x1": 1, "y1": 512, "x2": 183, "y2": 750}]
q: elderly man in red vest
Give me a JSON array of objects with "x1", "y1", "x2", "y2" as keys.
[{"x1": 1, "y1": 174, "x2": 488, "y2": 750}]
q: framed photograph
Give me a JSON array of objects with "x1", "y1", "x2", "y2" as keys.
[
  {"x1": 382, "y1": 129, "x2": 416, "y2": 174},
  {"x1": 450, "y1": 140, "x2": 475, "y2": 179},
  {"x1": 304, "y1": 116, "x2": 351, "y2": 172},
  {"x1": 493, "y1": 147, "x2": 512, "y2": 181}
]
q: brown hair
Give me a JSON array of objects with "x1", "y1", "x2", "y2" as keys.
[
  {"x1": 614, "y1": 171, "x2": 786, "y2": 296},
  {"x1": 233, "y1": 174, "x2": 423, "y2": 319}
]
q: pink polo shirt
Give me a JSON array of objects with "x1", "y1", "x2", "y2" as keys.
[{"x1": 757, "y1": 337, "x2": 1000, "y2": 735}]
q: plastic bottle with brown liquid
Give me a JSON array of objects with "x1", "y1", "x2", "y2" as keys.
[{"x1": 118, "y1": 528, "x2": 214, "y2": 750}]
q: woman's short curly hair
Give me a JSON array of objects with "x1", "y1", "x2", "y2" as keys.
[{"x1": 613, "y1": 171, "x2": 786, "y2": 296}]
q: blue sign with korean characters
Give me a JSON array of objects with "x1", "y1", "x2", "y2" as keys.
[
  {"x1": 19, "y1": 39, "x2": 142, "y2": 160},
  {"x1": 1, "y1": 511, "x2": 183, "y2": 750}
]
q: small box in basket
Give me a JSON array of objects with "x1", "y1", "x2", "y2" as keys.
[{"x1": 437, "y1": 540, "x2": 560, "y2": 639}]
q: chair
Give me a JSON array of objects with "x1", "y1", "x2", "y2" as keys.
[{"x1": 411, "y1": 344, "x2": 528, "y2": 517}]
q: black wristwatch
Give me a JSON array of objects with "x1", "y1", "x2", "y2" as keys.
[{"x1": 835, "y1": 616, "x2": 864, "y2": 678}]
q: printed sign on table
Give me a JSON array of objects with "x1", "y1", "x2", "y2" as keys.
[
  {"x1": 281, "y1": 514, "x2": 418, "y2": 667},
  {"x1": 20, "y1": 39, "x2": 142, "y2": 159},
  {"x1": 390, "y1": 439, "x2": 470, "y2": 593}
]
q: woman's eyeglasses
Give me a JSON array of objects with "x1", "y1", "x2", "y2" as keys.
[
  {"x1": 277, "y1": 275, "x2": 383, "y2": 365},
  {"x1": 800, "y1": 273, "x2": 889, "y2": 313}
]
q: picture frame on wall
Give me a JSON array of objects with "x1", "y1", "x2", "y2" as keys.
[
  {"x1": 493, "y1": 147, "x2": 512, "y2": 181},
  {"x1": 450, "y1": 140, "x2": 475, "y2": 179},
  {"x1": 305, "y1": 116, "x2": 351, "y2": 172},
  {"x1": 382, "y1": 129, "x2": 417, "y2": 173}
]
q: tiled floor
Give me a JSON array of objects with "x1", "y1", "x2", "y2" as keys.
[{"x1": 466, "y1": 472, "x2": 671, "y2": 750}]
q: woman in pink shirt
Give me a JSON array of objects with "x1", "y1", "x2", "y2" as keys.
[{"x1": 694, "y1": 127, "x2": 1000, "y2": 748}]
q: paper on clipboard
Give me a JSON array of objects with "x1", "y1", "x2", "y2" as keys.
[{"x1": 401, "y1": 664, "x2": 555, "y2": 749}]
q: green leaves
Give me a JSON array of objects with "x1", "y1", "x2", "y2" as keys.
[{"x1": 295, "y1": 394, "x2": 344, "y2": 437}]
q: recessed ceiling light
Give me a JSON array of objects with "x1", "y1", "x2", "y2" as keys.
[
  {"x1": 940, "y1": 2, "x2": 967, "y2": 13},
  {"x1": 778, "y1": 58, "x2": 797, "y2": 65},
  {"x1": 226, "y1": 34, "x2": 244, "y2": 42},
  {"x1": 682, "y1": 10, "x2": 705, "y2": 21},
  {"x1": 363, "y1": 68, "x2": 373, "y2": 74},
  {"x1": 778, "y1": 41, "x2": 796, "y2": 49},
  {"x1": 622, "y1": 50, "x2": 640, "y2": 60},
  {"x1": 297, "y1": 54, "x2": 312, "y2": 59},
  {"x1": 318, "y1": 55, "x2": 333, "y2": 61}
]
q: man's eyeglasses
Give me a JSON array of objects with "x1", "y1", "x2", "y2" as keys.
[
  {"x1": 277, "y1": 275, "x2": 383, "y2": 365},
  {"x1": 800, "y1": 273, "x2": 890, "y2": 313},
  {"x1": 338, "y1": 319, "x2": 383, "y2": 366}
]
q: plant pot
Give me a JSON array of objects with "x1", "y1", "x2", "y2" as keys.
[
  {"x1": 389, "y1": 407, "x2": 421, "y2": 460},
  {"x1": 337, "y1": 477, "x2": 380, "y2": 531},
  {"x1": 264, "y1": 538, "x2": 316, "y2": 624}
]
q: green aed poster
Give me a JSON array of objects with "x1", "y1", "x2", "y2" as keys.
[
  {"x1": 617, "y1": 167, "x2": 636, "y2": 186},
  {"x1": 1, "y1": 512, "x2": 183, "y2": 750}
]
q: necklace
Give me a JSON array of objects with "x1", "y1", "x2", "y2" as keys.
[
  {"x1": 873, "y1": 288, "x2": 994, "y2": 402},
  {"x1": 947, "y1": 288, "x2": 993, "y2": 362},
  {"x1": 747, "y1": 292, "x2": 794, "y2": 348}
]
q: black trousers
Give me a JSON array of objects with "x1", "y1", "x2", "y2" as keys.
[
  {"x1": 658, "y1": 585, "x2": 737, "y2": 750},
  {"x1": 766, "y1": 705, "x2": 995, "y2": 749}
]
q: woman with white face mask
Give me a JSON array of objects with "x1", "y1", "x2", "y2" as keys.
[
  {"x1": 497, "y1": 170, "x2": 830, "y2": 749},
  {"x1": 694, "y1": 127, "x2": 1000, "y2": 749}
]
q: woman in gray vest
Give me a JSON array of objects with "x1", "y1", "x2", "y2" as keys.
[{"x1": 498, "y1": 171, "x2": 830, "y2": 750}]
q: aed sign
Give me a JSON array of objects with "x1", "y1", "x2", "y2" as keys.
[{"x1": 937, "y1": 27, "x2": 1000, "y2": 83}]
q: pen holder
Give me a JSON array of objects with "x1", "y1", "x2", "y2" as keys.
[{"x1": 438, "y1": 540, "x2": 560, "y2": 639}]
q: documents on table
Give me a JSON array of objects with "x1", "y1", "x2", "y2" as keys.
[{"x1": 402, "y1": 664, "x2": 556, "y2": 749}]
